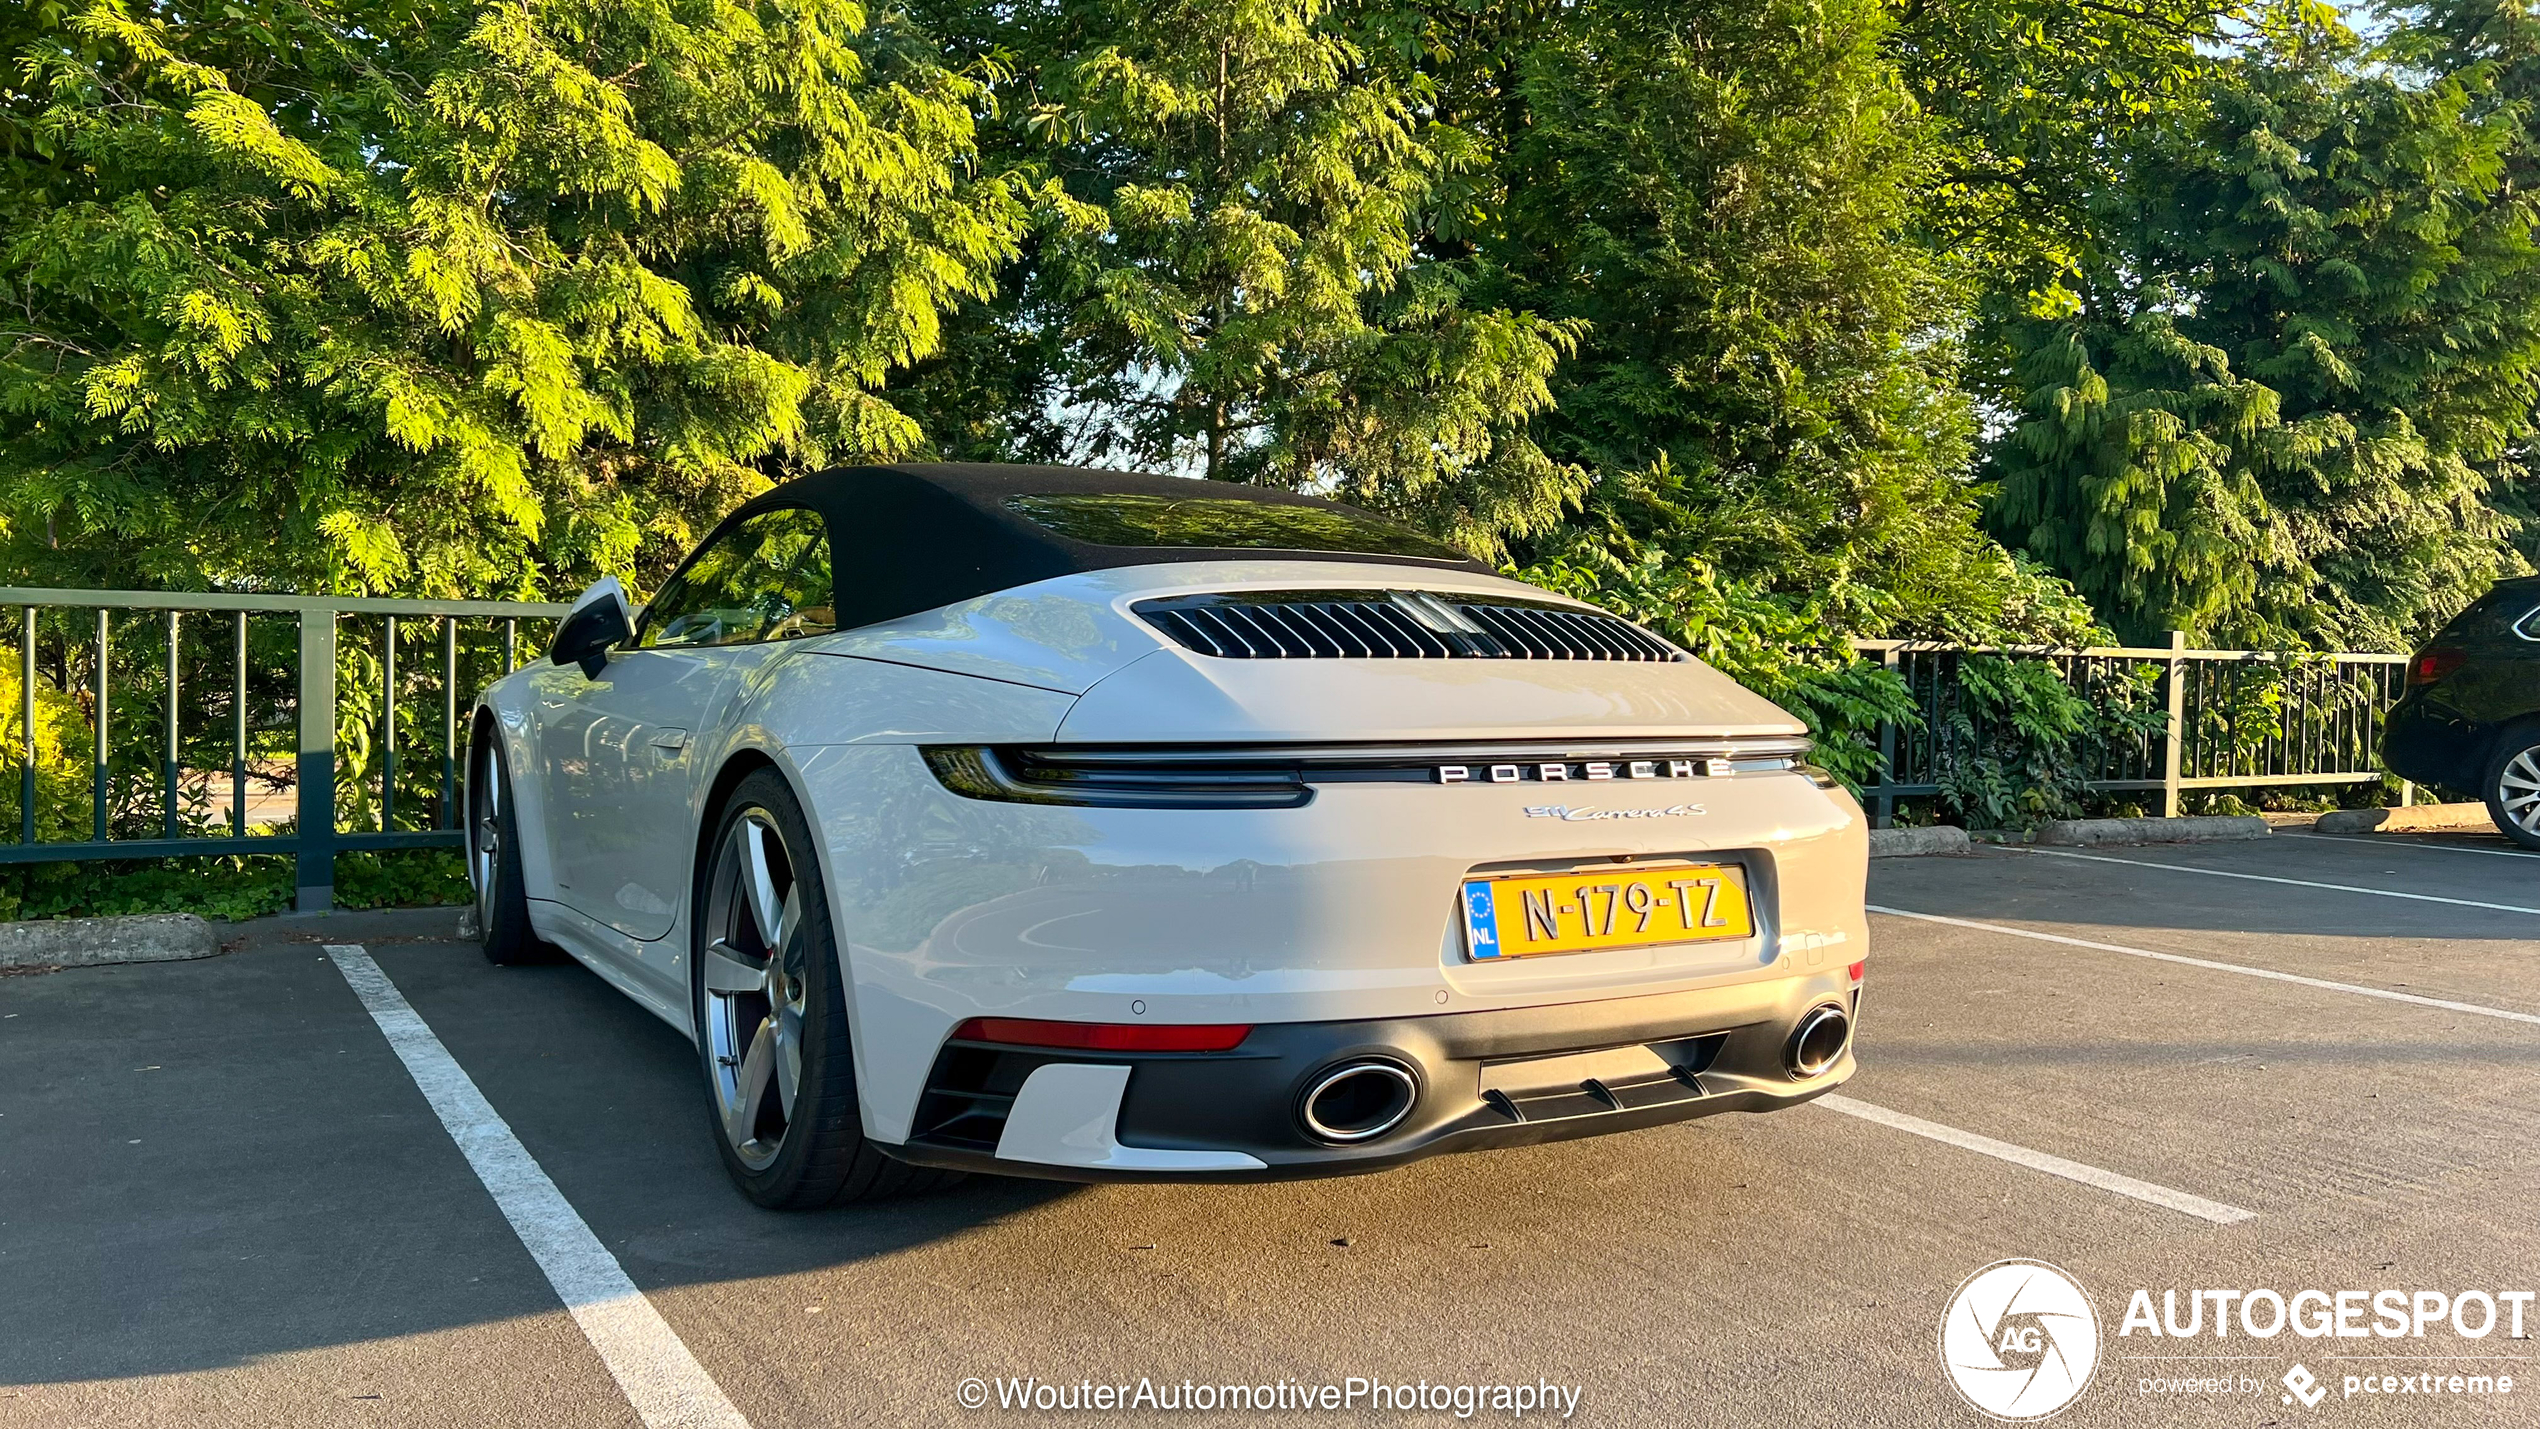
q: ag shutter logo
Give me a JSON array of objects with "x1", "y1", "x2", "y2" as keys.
[{"x1": 1940, "y1": 1260, "x2": 2103, "y2": 1420}]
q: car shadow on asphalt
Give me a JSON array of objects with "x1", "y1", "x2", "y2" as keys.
[
  {"x1": 363, "y1": 936, "x2": 1091, "y2": 1284},
  {"x1": 0, "y1": 924, "x2": 1079, "y2": 1389}
]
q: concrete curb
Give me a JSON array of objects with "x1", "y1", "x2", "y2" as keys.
[
  {"x1": 2031, "y1": 815, "x2": 2271, "y2": 847},
  {"x1": 1869, "y1": 826, "x2": 1970, "y2": 858},
  {"x1": 2315, "y1": 803, "x2": 2495, "y2": 835},
  {"x1": 0, "y1": 912, "x2": 221, "y2": 970}
]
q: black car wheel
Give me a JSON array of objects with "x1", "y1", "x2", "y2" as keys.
[
  {"x1": 694, "y1": 768, "x2": 959, "y2": 1208},
  {"x1": 2482, "y1": 735, "x2": 2540, "y2": 850}
]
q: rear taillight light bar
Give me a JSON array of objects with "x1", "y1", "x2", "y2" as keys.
[{"x1": 922, "y1": 747, "x2": 1310, "y2": 810}]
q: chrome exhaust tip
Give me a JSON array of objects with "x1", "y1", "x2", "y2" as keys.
[
  {"x1": 1786, "y1": 1004, "x2": 1852, "y2": 1078},
  {"x1": 1298, "y1": 1059, "x2": 1419, "y2": 1144}
]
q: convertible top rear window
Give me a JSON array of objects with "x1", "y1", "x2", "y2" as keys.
[
  {"x1": 682, "y1": 464, "x2": 1484, "y2": 635},
  {"x1": 1006, "y1": 494, "x2": 1464, "y2": 562}
]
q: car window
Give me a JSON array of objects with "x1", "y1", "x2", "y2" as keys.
[
  {"x1": 640, "y1": 508, "x2": 836, "y2": 648},
  {"x1": 736, "y1": 508, "x2": 836, "y2": 641}
]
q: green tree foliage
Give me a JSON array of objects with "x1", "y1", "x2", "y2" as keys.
[
  {"x1": 7, "y1": 0, "x2": 2533, "y2": 668},
  {"x1": 2401, "y1": 0, "x2": 2540, "y2": 565},
  {"x1": 0, "y1": 0, "x2": 1021, "y2": 597},
  {"x1": 1457, "y1": 0, "x2": 2103, "y2": 642},
  {"x1": 904, "y1": 0, "x2": 1583, "y2": 560},
  {"x1": 0, "y1": 640, "x2": 88, "y2": 846},
  {"x1": 1988, "y1": 15, "x2": 2540, "y2": 648},
  {"x1": 2408, "y1": 0, "x2": 2540, "y2": 144},
  {"x1": 1385, "y1": 0, "x2": 2096, "y2": 775},
  {"x1": 1516, "y1": 551, "x2": 1924, "y2": 789},
  {"x1": 1896, "y1": 0, "x2": 2241, "y2": 322},
  {"x1": 1928, "y1": 655, "x2": 2166, "y2": 828}
]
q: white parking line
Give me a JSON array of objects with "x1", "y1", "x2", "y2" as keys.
[
  {"x1": 2290, "y1": 830, "x2": 2540, "y2": 862},
  {"x1": 326, "y1": 945, "x2": 751, "y2": 1429},
  {"x1": 1868, "y1": 905, "x2": 2540, "y2": 1026},
  {"x1": 1814, "y1": 1094, "x2": 2256, "y2": 1224},
  {"x1": 2017, "y1": 847, "x2": 2540, "y2": 916}
]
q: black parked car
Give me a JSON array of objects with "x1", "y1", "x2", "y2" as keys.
[{"x1": 2384, "y1": 574, "x2": 2540, "y2": 848}]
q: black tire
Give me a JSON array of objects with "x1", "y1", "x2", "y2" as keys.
[
  {"x1": 694, "y1": 768, "x2": 959, "y2": 1208},
  {"x1": 468, "y1": 732, "x2": 554, "y2": 965},
  {"x1": 2482, "y1": 733, "x2": 2540, "y2": 851}
]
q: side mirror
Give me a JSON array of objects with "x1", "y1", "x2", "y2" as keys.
[{"x1": 550, "y1": 576, "x2": 635, "y2": 679}]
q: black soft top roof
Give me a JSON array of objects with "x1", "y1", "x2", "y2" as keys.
[{"x1": 710, "y1": 463, "x2": 1486, "y2": 632}]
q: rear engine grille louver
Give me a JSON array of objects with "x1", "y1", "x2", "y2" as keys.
[{"x1": 1135, "y1": 590, "x2": 1683, "y2": 662}]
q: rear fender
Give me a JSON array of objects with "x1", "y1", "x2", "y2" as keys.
[{"x1": 472, "y1": 687, "x2": 561, "y2": 904}]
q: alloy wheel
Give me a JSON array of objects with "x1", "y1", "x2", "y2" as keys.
[
  {"x1": 701, "y1": 810, "x2": 809, "y2": 1171},
  {"x1": 2500, "y1": 747, "x2": 2540, "y2": 835}
]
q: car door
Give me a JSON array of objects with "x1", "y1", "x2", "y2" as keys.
[{"x1": 540, "y1": 507, "x2": 838, "y2": 948}]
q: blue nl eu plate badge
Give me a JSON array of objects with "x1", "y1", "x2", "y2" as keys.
[{"x1": 1462, "y1": 880, "x2": 1500, "y2": 959}]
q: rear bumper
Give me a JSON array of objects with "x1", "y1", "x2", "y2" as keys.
[
  {"x1": 2381, "y1": 694, "x2": 2486, "y2": 791},
  {"x1": 882, "y1": 975, "x2": 1858, "y2": 1182},
  {"x1": 797, "y1": 744, "x2": 1868, "y2": 1145}
]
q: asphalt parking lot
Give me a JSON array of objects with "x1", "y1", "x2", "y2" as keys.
[{"x1": 6, "y1": 828, "x2": 2540, "y2": 1428}]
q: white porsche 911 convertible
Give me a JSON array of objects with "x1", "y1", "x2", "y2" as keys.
[{"x1": 468, "y1": 464, "x2": 1866, "y2": 1207}]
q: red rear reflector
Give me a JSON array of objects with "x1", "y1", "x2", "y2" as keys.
[
  {"x1": 2407, "y1": 647, "x2": 2465, "y2": 686},
  {"x1": 952, "y1": 1017, "x2": 1252, "y2": 1053},
  {"x1": 1848, "y1": 961, "x2": 1865, "y2": 983}
]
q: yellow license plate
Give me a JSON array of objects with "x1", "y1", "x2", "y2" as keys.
[{"x1": 1460, "y1": 864, "x2": 1752, "y2": 960}]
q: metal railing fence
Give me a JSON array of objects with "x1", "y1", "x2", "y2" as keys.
[
  {"x1": 1849, "y1": 632, "x2": 2411, "y2": 827},
  {"x1": 0, "y1": 591, "x2": 2419, "y2": 910},
  {"x1": 2, "y1": 588, "x2": 565, "y2": 912}
]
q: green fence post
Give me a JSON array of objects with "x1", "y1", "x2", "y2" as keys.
[
  {"x1": 296, "y1": 608, "x2": 336, "y2": 913},
  {"x1": 2161, "y1": 630, "x2": 2186, "y2": 820},
  {"x1": 92, "y1": 609, "x2": 113, "y2": 842},
  {"x1": 18, "y1": 608, "x2": 34, "y2": 846},
  {"x1": 1873, "y1": 646, "x2": 1898, "y2": 829},
  {"x1": 162, "y1": 610, "x2": 180, "y2": 840}
]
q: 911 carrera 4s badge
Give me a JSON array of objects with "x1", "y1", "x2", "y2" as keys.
[
  {"x1": 1521, "y1": 803, "x2": 1707, "y2": 820},
  {"x1": 1462, "y1": 864, "x2": 1754, "y2": 959}
]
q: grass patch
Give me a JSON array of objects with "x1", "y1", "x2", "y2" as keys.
[{"x1": 0, "y1": 848, "x2": 469, "y2": 922}]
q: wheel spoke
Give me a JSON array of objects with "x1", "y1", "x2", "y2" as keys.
[
  {"x1": 473, "y1": 754, "x2": 496, "y2": 892},
  {"x1": 774, "y1": 887, "x2": 801, "y2": 960},
  {"x1": 773, "y1": 1006, "x2": 802, "y2": 1118},
  {"x1": 738, "y1": 819, "x2": 786, "y2": 948},
  {"x1": 727, "y1": 1017, "x2": 778, "y2": 1148},
  {"x1": 702, "y1": 939, "x2": 767, "y2": 995}
]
